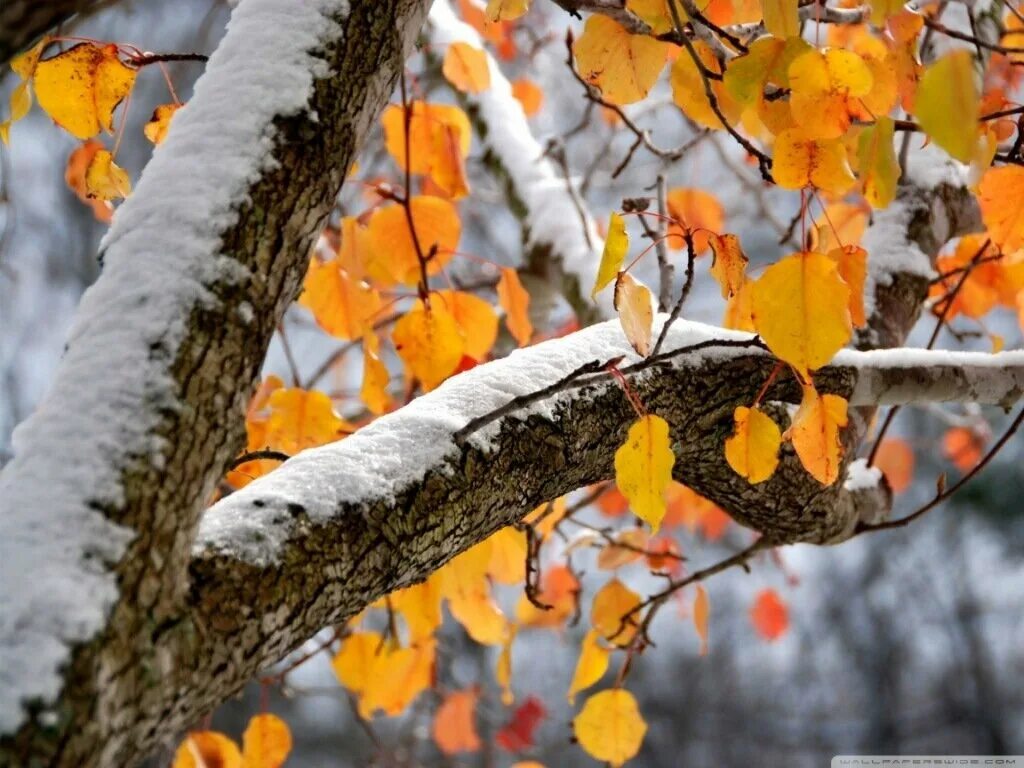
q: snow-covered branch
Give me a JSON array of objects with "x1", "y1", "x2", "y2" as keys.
[{"x1": 427, "y1": 0, "x2": 609, "y2": 321}]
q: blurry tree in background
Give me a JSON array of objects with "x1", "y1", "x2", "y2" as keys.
[{"x1": 0, "y1": 0, "x2": 1023, "y2": 766}]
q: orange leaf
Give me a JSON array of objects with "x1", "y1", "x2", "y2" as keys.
[
  {"x1": 693, "y1": 584, "x2": 710, "y2": 655},
  {"x1": 300, "y1": 257, "x2": 381, "y2": 341},
  {"x1": 666, "y1": 188, "x2": 724, "y2": 255},
  {"x1": 264, "y1": 387, "x2": 351, "y2": 454},
  {"x1": 381, "y1": 103, "x2": 472, "y2": 199},
  {"x1": 750, "y1": 588, "x2": 789, "y2": 641},
  {"x1": 591, "y1": 578, "x2": 641, "y2": 647},
  {"x1": 872, "y1": 437, "x2": 914, "y2": 493},
  {"x1": 789, "y1": 385, "x2": 848, "y2": 485},
  {"x1": 366, "y1": 196, "x2": 461, "y2": 285},
  {"x1": 942, "y1": 426, "x2": 985, "y2": 472},
  {"x1": 826, "y1": 245, "x2": 868, "y2": 328},
  {"x1": 64, "y1": 140, "x2": 113, "y2": 222},
  {"x1": 443, "y1": 42, "x2": 491, "y2": 93},
  {"x1": 241, "y1": 714, "x2": 292, "y2": 768},
  {"x1": 434, "y1": 289, "x2": 499, "y2": 360},
  {"x1": 172, "y1": 732, "x2": 242, "y2": 768},
  {"x1": 708, "y1": 233, "x2": 748, "y2": 298},
  {"x1": 511, "y1": 78, "x2": 544, "y2": 116},
  {"x1": 393, "y1": 302, "x2": 465, "y2": 391},
  {"x1": 597, "y1": 528, "x2": 649, "y2": 570},
  {"x1": 433, "y1": 688, "x2": 482, "y2": 755},
  {"x1": 574, "y1": 15, "x2": 670, "y2": 105},
  {"x1": 978, "y1": 166, "x2": 1024, "y2": 255},
  {"x1": 614, "y1": 272, "x2": 654, "y2": 356},
  {"x1": 497, "y1": 267, "x2": 533, "y2": 346}
]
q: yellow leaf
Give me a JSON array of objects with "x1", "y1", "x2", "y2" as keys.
[
  {"x1": 915, "y1": 50, "x2": 979, "y2": 163},
  {"x1": 724, "y1": 406, "x2": 782, "y2": 483},
  {"x1": 789, "y1": 385, "x2": 848, "y2": 484},
  {"x1": 670, "y1": 40, "x2": 741, "y2": 129},
  {"x1": 626, "y1": 0, "x2": 677, "y2": 34},
  {"x1": 486, "y1": 526, "x2": 527, "y2": 584},
  {"x1": 393, "y1": 303, "x2": 465, "y2": 391},
  {"x1": 614, "y1": 415, "x2": 674, "y2": 532},
  {"x1": 143, "y1": 103, "x2": 180, "y2": 145},
  {"x1": 331, "y1": 632, "x2": 384, "y2": 694},
  {"x1": 366, "y1": 196, "x2": 461, "y2": 285},
  {"x1": 761, "y1": 0, "x2": 798, "y2": 39},
  {"x1": 84, "y1": 149, "x2": 130, "y2": 201},
  {"x1": 574, "y1": 15, "x2": 670, "y2": 105},
  {"x1": 751, "y1": 251, "x2": 852, "y2": 380},
  {"x1": 978, "y1": 166, "x2": 1024, "y2": 255},
  {"x1": 172, "y1": 732, "x2": 242, "y2": 768},
  {"x1": 592, "y1": 579, "x2": 642, "y2": 646},
  {"x1": 857, "y1": 116, "x2": 899, "y2": 208},
  {"x1": 487, "y1": 0, "x2": 530, "y2": 21},
  {"x1": 449, "y1": 582, "x2": 510, "y2": 645},
  {"x1": 443, "y1": 42, "x2": 491, "y2": 93},
  {"x1": 708, "y1": 233, "x2": 748, "y2": 298},
  {"x1": 614, "y1": 272, "x2": 654, "y2": 356},
  {"x1": 300, "y1": 257, "x2": 382, "y2": 341},
  {"x1": 813, "y1": 201, "x2": 868, "y2": 253},
  {"x1": 358, "y1": 639, "x2": 436, "y2": 718},
  {"x1": 381, "y1": 103, "x2": 472, "y2": 199},
  {"x1": 434, "y1": 290, "x2": 499, "y2": 360},
  {"x1": 568, "y1": 629, "x2": 610, "y2": 703},
  {"x1": 826, "y1": 245, "x2": 867, "y2": 327},
  {"x1": 389, "y1": 574, "x2": 443, "y2": 642},
  {"x1": 723, "y1": 278, "x2": 755, "y2": 331},
  {"x1": 242, "y1": 714, "x2": 292, "y2": 768},
  {"x1": 573, "y1": 689, "x2": 647, "y2": 767},
  {"x1": 693, "y1": 584, "x2": 709, "y2": 655},
  {"x1": 772, "y1": 129, "x2": 855, "y2": 193},
  {"x1": 361, "y1": 345, "x2": 391, "y2": 415},
  {"x1": 594, "y1": 212, "x2": 629, "y2": 297},
  {"x1": 787, "y1": 48, "x2": 872, "y2": 139},
  {"x1": 496, "y1": 625, "x2": 516, "y2": 705},
  {"x1": 265, "y1": 388, "x2": 351, "y2": 453},
  {"x1": 34, "y1": 43, "x2": 136, "y2": 139},
  {"x1": 497, "y1": 267, "x2": 533, "y2": 346}
]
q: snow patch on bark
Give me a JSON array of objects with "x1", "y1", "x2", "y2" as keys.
[{"x1": 0, "y1": 0, "x2": 349, "y2": 734}]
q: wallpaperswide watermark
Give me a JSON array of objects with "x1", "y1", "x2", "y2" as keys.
[{"x1": 833, "y1": 758, "x2": 1022, "y2": 766}]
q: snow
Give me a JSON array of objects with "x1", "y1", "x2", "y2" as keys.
[
  {"x1": 844, "y1": 458, "x2": 883, "y2": 492},
  {"x1": 197, "y1": 316, "x2": 1022, "y2": 565},
  {"x1": 427, "y1": 0, "x2": 610, "y2": 316},
  {"x1": 0, "y1": 0, "x2": 349, "y2": 734}
]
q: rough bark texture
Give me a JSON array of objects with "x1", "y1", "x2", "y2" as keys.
[
  {"x1": 0, "y1": 0, "x2": 108, "y2": 64},
  {"x1": 0, "y1": 1, "x2": 430, "y2": 766}
]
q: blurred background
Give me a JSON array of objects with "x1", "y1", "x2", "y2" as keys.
[{"x1": 1, "y1": 1, "x2": 1022, "y2": 766}]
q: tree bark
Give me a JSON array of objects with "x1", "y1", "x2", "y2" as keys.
[{"x1": 0, "y1": 0, "x2": 111, "y2": 64}]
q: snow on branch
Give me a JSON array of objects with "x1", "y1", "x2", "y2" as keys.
[{"x1": 427, "y1": 0, "x2": 609, "y2": 319}]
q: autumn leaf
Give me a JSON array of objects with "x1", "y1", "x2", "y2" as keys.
[
  {"x1": 34, "y1": 43, "x2": 136, "y2": 139},
  {"x1": 591, "y1": 578, "x2": 641, "y2": 646},
  {"x1": 772, "y1": 129, "x2": 856, "y2": 194},
  {"x1": 978, "y1": 166, "x2": 1024, "y2": 254},
  {"x1": 300, "y1": 257, "x2": 381, "y2": 341},
  {"x1": 915, "y1": 50, "x2": 979, "y2": 163},
  {"x1": 573, "y1": 689, "x2": 647, "y2": 767},
  {"x1": 614, "y1": 272, "x2": 654, "y2": 356},
  {"x1": 627, "y1": 0, "x2": 677, "y2": 34},
  {"x1": 597, "y1": 528, "x2": 648, "y2": 570},
  {"x1": 789, "y1": 385, "x2": 849, "y2": 485},
  {"x1": 497, "y1": 267, "x2": 533, "y2": 346},
  {"x1": 366, "y1": 196, "x2": 461, "y2": 285},
  {"x1": 497, "y1": 696, "x2": 546, "y2": 751},
  {"x1": 172, "y1": 732, "x2": 242, "y2": 768},
  {"x1": 443, "y1": 42, "x2": 491, "y2": 93},
  {"x1": 671, "y1": 40, "x2": 741, "y2": 129},
  {"x1": 615, "y1": 415, "x2": 674, "y2": 532},
  {"x1": 872, "y1": 437, "x2": 914, "y2": 493},
  {"x1": 241, "y1": 714, "x2": 292, "y2": 768},
  {"x1": 724, "y1": 406, "x2": 782, "y2": 484},
  {"x1": 496, "y1": 625, "x2": 516, "y2": 705},
  {"x1": 750, "y1": 588, "x2": 789, "y2": 641},
  {"x1": 433, "y1": 688, "x2": 482, "y2": 755},
  {"x1": 84, "y1": 149, "x2": 131, "y2": 201},
  {"x1": 723, "y1": 278, "x2": 755, "y2": 332},
  {"x1": 389, "y1": 575, "x2": 443, "y2": 642},
  {"x1": 511, "y1": 78, "x2": 543, "y2": 116},
  {"x1": 708, "y1": 233, "x2": 748, "y2": 298},
  {"x1": 787, "y1": 48, "x2": 872, "y2": 140},
  {"x1": 143, "y1": 103, "x2": 180, "y2": 145},
  {"x1": 358, "y1": 639, "x2": 436, "y2": 718},
  {"x1": 942, "y1": 426, "x2": 985, "y2": 472},
  {"x1": 361, "y1": 344, "x2": 391, "y2": 415},
  {"x1": 666, "y1": 187, "x2": 724, "y2": 255},
  {"x1": 761, "y1": 0, "x2": 798, "y2": 39},
  {"x1": 826, "y1": 245, "x2": 868, "y2": 328},
  {"x1": 381, "y1": 103, "x2": 472, "y2": 199},
  {"x1": 574, "y1": 15, "x2": 670, "y2": 105},
  {"x1": 264, "y1": 387, "x2": 351, "y2": 454},
  {"x1": 751, "y1": 250, "x2": 852, "y2": 381},
  {"x1": 487, "y1": 0, "x2": 530, "y2": 21},
  {"x1": 0, "y1": 36, "x2": 50, "y2": 143},
  {"x1": 331, "y1": 631, "x2": 384, "y2": 695},
  {"x1": 814, "y1": 201, "x2": 868, "y2": 254},
  {"x1": 515, "y1": 563, "x2": 578, "y2": 627},
  {"x1": 568, "y1": 630, "x2": 610, "y2": 703},
  {"x1": 434, "y1": 290, "x2": 499, "y2": 360},
  {"x1": 594, "y1": 212, "x2": 629, "y2": 296},
  {"x1": 693, "y1": 584, "x2": 710, "y2": 655},
  {"x1": 64, "y1": 140, "x2": 114, "y2": 222},
  {"x1": 857, "y1": 116, "x2": 900, "y2": 209}
]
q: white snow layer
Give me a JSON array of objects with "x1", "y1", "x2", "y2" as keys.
[
  {"x1": 427, "y1": 0, "x2": 611, "y2": 316},
  {"x1": 0, "y1": 0, "x2": 349, "y2": 734},
  {"x1": 197, "y1": 315, "x2": 1023, "y2": 565},
  {"x1": 844, "y1": 458, "x2": 883, "y2": 492}
]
